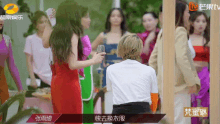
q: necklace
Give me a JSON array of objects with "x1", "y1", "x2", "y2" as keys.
[{"x1": 193, "y1": 32, "x2": 203, "y2": 35}]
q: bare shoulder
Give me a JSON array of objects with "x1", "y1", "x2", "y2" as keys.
[
  {"x1": 98, "y1": 32, "x2": 104, "y2": 39},
  {"x1": 93, "y1": 32, "x2": 105, "y2": 44},
  {"x1": 71, "y1": 33, "x2": 79, "y2": 44}
]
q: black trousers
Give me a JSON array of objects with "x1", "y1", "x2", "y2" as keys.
[
  {"x1": 26, "y1": 73, "x2": 50, "y2": 97},
  {"x1": 112, "y1": 102, "x2": 151, "y2": 124}
]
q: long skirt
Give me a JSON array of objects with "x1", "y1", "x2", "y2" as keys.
[{"x1": 191, "y1": 67, "x2": 210, "y2": 124}]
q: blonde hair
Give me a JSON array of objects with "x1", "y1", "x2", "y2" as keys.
[{"x1": 117, "y1": 33, "x2": 143, "y2": 60}]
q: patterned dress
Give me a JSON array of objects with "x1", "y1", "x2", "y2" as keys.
[
  {"x1": 98, "y1": 32, "x2": 127, "y2": 114},
  {"x1": 99, "y1": 32, "x2": 123, "y2": 88}
]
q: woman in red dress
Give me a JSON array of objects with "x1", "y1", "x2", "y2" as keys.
[{"x1": 42, "y1": 1, "x2": 105, "y2": 124}]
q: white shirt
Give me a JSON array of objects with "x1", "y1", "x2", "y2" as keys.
[
  {"x1": 24, "y1": 34, "x2": 52, "y2": 85},
  {"x1": 106, "y1": 59, "x2": 158, "y2": 105},
  {"x1": 188, "y1": 39, "x2": 196, "y2": 59}
]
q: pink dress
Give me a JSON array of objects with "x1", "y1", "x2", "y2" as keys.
[
  {"x1": 0, "y1": 35, "x2": 23, "y2": 104},
  {"x1": 137, "y1": 28, "x2": 160, "y2": 64}
]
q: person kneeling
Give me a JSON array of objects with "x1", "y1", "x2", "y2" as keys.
[{"x1": 106, "y1": 34, "x2": 159, "y2": 123}]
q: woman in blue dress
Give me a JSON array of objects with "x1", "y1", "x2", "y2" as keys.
[{"x1": 92, "y1": 8, "x2": 128, "y2": 114}]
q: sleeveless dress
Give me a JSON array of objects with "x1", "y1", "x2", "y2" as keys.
[
  {"x1": 51, "y1": 62, "x2": 82, "y2": 124},
  {"x1": 99, "y1": 32, "x2": 122, "y2": 88}
]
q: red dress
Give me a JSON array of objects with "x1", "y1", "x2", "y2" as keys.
[{"x1": 50, "y1": 62, "x2": 82, "y2": 124}]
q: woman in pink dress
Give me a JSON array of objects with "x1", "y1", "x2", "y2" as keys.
[
  {"x1": 137, "y1": 12, "x2": 160, "y2": 65},
  {"x1": 42, "y1": 1, "x2": 105, "y2": 124}
]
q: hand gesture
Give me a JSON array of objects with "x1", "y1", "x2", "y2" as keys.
[
  {"x1": 92, "y1": 52, "x2": 106, "y2": 64},
  {"x1": 147, "y1": 31, "x2": 156, "y2": 42},
  {"x1": 188, "y1": 84, "x2": 197, "y2": 94},
  {"x1": 30, "y1": 79, "x2": 38, "y2": 89}
]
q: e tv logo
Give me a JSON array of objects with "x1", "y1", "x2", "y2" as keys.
[
  {"x1": 189, "y1": 2, "x2": 198, "y2": 11},
  {"x1": 4, "y1": 3, "x2": 19, "y2": 14}
]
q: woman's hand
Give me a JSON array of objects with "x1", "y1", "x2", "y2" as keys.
[
  {"x1": 188, "y1": 84, "x2": 198, "y2": 94},
  {"x1": 30, "y1": 79, "x2": 38, "y2": 89},
  {"x1": 147, "y1": 31, "x2": 156, "y2": 42},
  {"x1": 142, "y1": 31, "x2": 156, "y2": 55},
  {"x1": 91, "y1": 52, "x2": 106, "y2": 64}
]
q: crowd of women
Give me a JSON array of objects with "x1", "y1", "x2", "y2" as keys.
[{"x1": 0, "y1": 0, "x2": 210, "y2": 123}]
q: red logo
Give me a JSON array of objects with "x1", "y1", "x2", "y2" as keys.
[{"x1": 189, "y1": 2, "x2": 198, "y2": 11}]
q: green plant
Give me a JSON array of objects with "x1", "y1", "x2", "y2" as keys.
[
  {"x1": 17, "y1": 0, "x2": 34, "y2": 37},
  {"x1": 121, "y1": 0, "x2": 162, "y2": 33}
]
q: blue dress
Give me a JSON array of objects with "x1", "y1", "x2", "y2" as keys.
[{"x1": 98, "y1": 33, "x2": 122, "y2": 87}]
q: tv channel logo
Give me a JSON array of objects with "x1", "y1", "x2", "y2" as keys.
[
  {"x1": 4, "y1": 3, "x2": 19, "y2": 14},
  {"x1": 0, "y1": 3, "x2": 23, "y2": 20},
  {"x1": 189, "y1": 2, "x2": 198, "y2": 11}
]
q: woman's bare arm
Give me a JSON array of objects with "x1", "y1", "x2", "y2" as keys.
[
  {"x1": 68, "y1": 34, "x2": 105, "y2": 70},
  {"x1": 90, "y1": 32, "x2": 104, "y2": 56},
  {"x1": 42, "y1": 23, "x2": 53, "y2": 48},
  {"x1": 143, "y1": 32, "x2": 155, "y2": 55}
]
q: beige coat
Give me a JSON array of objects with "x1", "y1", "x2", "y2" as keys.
[{"x1": 149, "y1": 27, "x2": 201, "y2": 94}]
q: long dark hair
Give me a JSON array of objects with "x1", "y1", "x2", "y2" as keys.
[
  {"x1": 0, "y1": 6, "x2": 5, "y2": 34},
  {"x1": 32, "y1": 11, "x2": 51, "y2": 31},
  {"x1": 49, "y1": 1, "x2": 84, "y2": 64},
  {"x1": 159, "y1": 5, "x2": 163, "y2": 13},
  {"x1": 142, "y1": 11, "x2": 159, "y2": 29},
  {"x1": 175, "y1": 0, "x2": 188, "y2": 28},
  {"x1": 143, "y1": 12, "x2": 158, "y2": 19},
  {"x1": 189, "y1": 11, "x2": 210, "y2": 47},
  {"x1": 104, "y1": 8, "x2": 127, "y2": 35},
  {"x1": 160, "y1": 0, "x2": 188, "y2": 38}
]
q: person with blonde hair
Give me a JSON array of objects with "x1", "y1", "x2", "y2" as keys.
[{"x1": 106, "y1": 34, "x2": 159, "y2": 122}]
